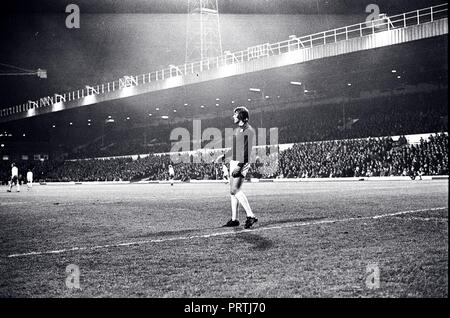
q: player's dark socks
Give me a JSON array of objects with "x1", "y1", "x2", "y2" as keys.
[
  {"x1": 223, "y1": 219, "x2": 240, "y2": 227},
  {"x1": 244, "y1": 217, "x2": 258, "y2": 229}
]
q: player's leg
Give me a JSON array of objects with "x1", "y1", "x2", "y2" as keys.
[
  {"x1": 223, "y1": 175, "x2": 241, "y2": 227},
  {"x1": 232, "y1": 177, "x2": 255, "y2": 218},
  {"x1": 232, "y1": 165, "x2": 257, "y2": 229},
  {"x1": 9, "y1": 177, "x2": 17, "y2": 192},
  {"x1": 231, "y1": 174, "x2": 246, "y2": 219},
  {"x1": 231, "y1": 175, "x2": 258, "y2": 229},
  {"x1": 230, "y1": 186, "x2": 239, "y2": 221},
  {"x1": 7, "y1": 179, "x2": 12, "y2": 192}
]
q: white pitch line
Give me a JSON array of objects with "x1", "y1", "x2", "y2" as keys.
[
  {"x1": 0, "y1": 201, "x2": 30, "y2": 206},
  {"x1": 391, "y1": 216, "x2": 448, "y2": 223},
  {"x1": 6, "y1": 207, "x2": 447, "y2": 258}
]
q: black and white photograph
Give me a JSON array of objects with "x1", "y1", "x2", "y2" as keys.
[{"x1": 0, "y1": 0, "x2": 448, "y2": 304}]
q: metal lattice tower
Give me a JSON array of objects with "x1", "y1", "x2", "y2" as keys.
[{"x1": 185, "y1": 0, "x2": 223, "y2": 63}]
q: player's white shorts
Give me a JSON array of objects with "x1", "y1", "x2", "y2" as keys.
[{"x1": 230, "y1": 160, "x2": 250, "y2": 178}]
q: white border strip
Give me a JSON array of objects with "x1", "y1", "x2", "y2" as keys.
[{"x1": 6, "y1": 207, "x2": 447, "y2": 258}]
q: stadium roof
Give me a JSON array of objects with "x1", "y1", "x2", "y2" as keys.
[
  {"x1": 0, "y1": 34, "x2": 447, "y2": 139},
  {"x1": 0, "y1": 1, "x2": 446, "y2": 109},
  {"x1": 0, "y1": 1, "x2": 447, "y2": 146}
]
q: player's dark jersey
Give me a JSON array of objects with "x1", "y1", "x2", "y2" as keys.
[{"x1": 228, "y1": 123, "x2": 255, "y2": 164}]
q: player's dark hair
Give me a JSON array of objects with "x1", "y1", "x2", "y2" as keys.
[{"x1": 233, "y1": 106, "x2": 249, "y2": 123}]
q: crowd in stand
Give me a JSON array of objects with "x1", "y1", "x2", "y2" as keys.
[
  {"x1": 1, "y1": 132, "x2": 447, "y2": 184},
  {"x1": 278, "y1": 133, "x2": 448, "y2": 178},
  {"x1": 1, "y1": 89, "x2": 448, "y2": 183},
  {"x1": 37, "y1": 155, "x2": 170, "y2": 182}
]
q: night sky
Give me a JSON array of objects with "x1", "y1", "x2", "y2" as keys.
[{"x1": 0, "y1": 0, "x2": 444, "y2": 14}]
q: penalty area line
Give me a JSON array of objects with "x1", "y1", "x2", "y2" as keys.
[{"x1": 6, "y1": 206, "x2": 447, "y2": 258}]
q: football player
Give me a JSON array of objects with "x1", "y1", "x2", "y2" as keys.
[
  {"x1": 221, "y1": 156, "x2": 229, "y2": 184},
  {"x1": 217, "y1": 106, "x2": 258, "y2": 229},
  {"x1": 7, "y1": 163, "x2": 20, "y2": 192},
  {"x1": 168, "y1": 164, "x2": 175, "y2": 186},
  {"x1": 26, "y1": 169, "x2": 33, "y2": 190}
]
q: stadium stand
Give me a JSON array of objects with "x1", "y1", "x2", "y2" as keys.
[
  {"x1": 278, "y1": 132, "x2": 448, "y2": 179},
  {"x1": 1, "y1": 132, "x2": 447, "y2": 183},
  {"x1": 64, "y1": 89, "x2": 448, "y2": 159},
  {"x1": 1, "y1": 87, "x2": 448, "y2": 184}
]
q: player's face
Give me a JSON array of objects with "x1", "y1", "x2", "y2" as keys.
[{"x1": 233, "y1": 112, "x2": 239, "y2": 124}]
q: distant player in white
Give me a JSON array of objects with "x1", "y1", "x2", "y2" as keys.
[
  {"x1": 168, "y1": 164, "x2": 175, "y2": 186},
  {"x1": 27, "y1": 169, "x2": 33, "y2": 190},
  {"x1": 222, "y1": 161, "x2": 229, "y2": 184},
  {"x1": 7, "y1": 163, "x2": 20, "y2": 192}
]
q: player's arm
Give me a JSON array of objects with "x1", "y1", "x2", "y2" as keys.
[{"x1": 231, "y1": 162, "x2": 245, "y2": 178}]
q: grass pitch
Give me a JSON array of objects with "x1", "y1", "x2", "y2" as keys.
[{"x1": 0, "y1": 180, "x2": 447, "y2": 297}]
